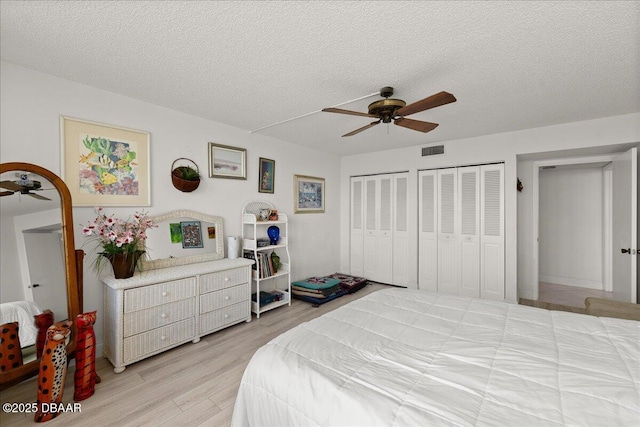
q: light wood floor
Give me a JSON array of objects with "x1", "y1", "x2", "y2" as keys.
[
  {"x1": 1, "y1": 283, "x2": 390, "y2": 427},
  {"x1": 538, "y1": 281, "x2": 613, "y2": 308}
]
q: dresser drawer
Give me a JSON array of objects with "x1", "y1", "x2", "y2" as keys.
[
  {"x1": 124, "y1": 298, "x2": 196, "y2": 337},
  {"x1": 199, "y1": 302, "x2": 249, "y2": 335},
  {"x1": 200, "y1": 267, "x2": 249, "y2": 294},
  {"x1": 124, "y1": 278, "x2": 196, "y2": 313},
  {"x1": 200, "y1": 283, "x2": 249, "y2": 314},
  {"x1": 123, "y1": 317, "x2": 195, "y2": 363}
]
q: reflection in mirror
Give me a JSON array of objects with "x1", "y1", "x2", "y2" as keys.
[
  {"x1": 141, "y1": 210, "x2": 224, "y2": 270},
  {"x1": 0, "y1": 170, "x2": 65, "y2": 366},
  {"x1": 0, "y1": 162, "x2": 81, "y2": 390}
]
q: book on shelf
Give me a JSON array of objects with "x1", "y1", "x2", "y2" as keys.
[{"x1": 245, "y1": 250, "x2": 276, "y2": 278}]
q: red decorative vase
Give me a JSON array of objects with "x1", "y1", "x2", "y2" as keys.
[{"x1": 105, "y1": 251, "x2": 144, "y2": 279}]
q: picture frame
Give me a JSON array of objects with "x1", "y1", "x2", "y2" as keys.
[
  {"x1": 294, "y1": 174, "x2": 325, "y2": 214},
  {"x1": 180, "y1": 221, "x2": 203, "y2": 249},
  {"x1": 258, "y1": 157, "x2": 275, "y2": 193},
  {"x1": 60, "y1": 116, "x2": 151, "y2": 206},
  {"x1": 208, "y1": 143, "x2": 247, "y2": 179}
]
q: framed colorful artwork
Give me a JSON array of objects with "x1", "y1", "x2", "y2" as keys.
[
  {"x1": 208, "y1": 143, "x2": 247, "y2": 179},
  {"x1": 60, "y1": 116, "x2": 150, "y2": 206},
  {"x1": 258, "y1": 157, "x2": 275, "y2": 193},
  {"x1": 294, "y1": 174, "x2": 325, "y2": 214},
  {"x1": 180, "y1": 221, "x2": 203, "y2": 249}
]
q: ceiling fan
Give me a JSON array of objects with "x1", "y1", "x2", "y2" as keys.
[
  {"x1": 0, "y1": 178, "x2": 52, "y2": 201},
  {"x1": 322, "y1": 87, "x2": 456, "y2": 137}
]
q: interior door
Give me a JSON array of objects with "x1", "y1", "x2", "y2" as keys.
[
  {"x1": 437, "y1": 168, "x2": 459, "y2": 295},
  {"x1": 392, "y1": 173, "x2": 409, "y2": 286},
  {"x1": 363, "y1": 177, "x2": 377, "y2": 280},
  {"x1": 377, "y1": 174, "x2": 394, "y2": 284},
  {"x1": 350, "y1": 177, "x2": 364, "y2": 277},
  {"x1": 611, "y1": 146, "x2": 637, "y2": 303},
  {"x1": 459, "y1": 166, "x2": 480, "y2": 297},
  {"x1": 418, "y1": 170, "x2": 438, "y2": 291}
]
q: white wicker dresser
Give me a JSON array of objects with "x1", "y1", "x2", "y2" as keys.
[{"x1": 102, "y1": 258, "x2": 254, "y2": 373}]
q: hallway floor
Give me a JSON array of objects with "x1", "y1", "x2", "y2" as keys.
[{"x1": 538, "y1": 282, "x2": 613, "y2": 308}]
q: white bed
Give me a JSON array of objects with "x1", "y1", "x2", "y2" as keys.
[
  {"x1": 232, "y1": 288, "x2": 640, "y2": 426},
  {"x1": 0, "y1": 300, "x2": 41, "y2": 347}
]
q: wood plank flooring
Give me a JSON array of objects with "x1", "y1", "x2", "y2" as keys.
[
  {"x1": 0, "y1": 283, "x2": 389, "y2": 427},
  {"x1": 538, "y1": 281, "x2": 613, "y2": 308}
]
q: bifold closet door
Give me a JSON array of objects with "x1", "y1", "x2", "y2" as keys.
[
  {"x1": 458, "y1": 166, "x2": 480, "y2": 297},
  {"x1": 437, "y1": 168, "x2": 459, "y2": 295},
  {"x1": 363, "y1": 174, "x2": 394, "y2": 284},
  {"x1": 350, "y1": 177, "x2": 364, "y2": 277},
  {"x1": 418, "y1": 170, "x2": 438, "y2": 291},
  {"x1": 393, "y1": 173, "x2": 409, "y2": 286},
  {"x1": 480, "y1": 164, "x2": 505, "y2": 300}
]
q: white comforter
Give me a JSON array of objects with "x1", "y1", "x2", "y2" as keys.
[
  {"x1": 232, "y1": 289, "x2": 640, "y2": 426},
  {"x1": 0, "y1": 300, "x2": 42, "y2": 347}
]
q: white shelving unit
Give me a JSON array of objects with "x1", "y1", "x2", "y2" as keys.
[{"x1": 242, "y1": 201, "x2": 291, "y2": 318}]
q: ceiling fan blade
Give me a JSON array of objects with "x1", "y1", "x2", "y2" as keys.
[
  {"x1": 322, "y1": 107, "x2": 379, "y2": 118},
  {"x1": 394, "y1": 118, "x2": 439, "y2": 133},
  {"x1": 0, "y1": 180, "x2": 24, "y2": 191},
  {"x1": 28, "y1": 193, "x2": 51, "y2": 201},
  {"x1": 0, "y1": 190, "x2": 14, "y2": 197},
  {"x1": 343, "y1": 120, "x2": 381, "y2": 137},
  {"x1": 395, "y1": 91, "x2": 456, "y2": 117}
]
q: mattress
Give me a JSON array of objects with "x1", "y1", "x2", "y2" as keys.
[
  {"x1": 232, "y1": 288, "x2": 640, "y2": 426},
  {"x1": 0, "y1": 300, "x2": 42, "y2": 347}
]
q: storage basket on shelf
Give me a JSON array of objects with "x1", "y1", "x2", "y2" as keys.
[{"x1": 171, "y1": 158, "x2": 201, "y2": 192}]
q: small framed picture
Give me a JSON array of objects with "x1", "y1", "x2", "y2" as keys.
[
  {"x1": 294, "y1": 174, "x2": 325, "y2": 214},
  {"x1": 258, "y1": 158, "x2": 275, "y2": 193},
  {"x1": 208, "y1": 143, "x2": 247, "y2": 179},
  {"x1": 180, "y1": 221, "x2": 203, "y2": 248}
]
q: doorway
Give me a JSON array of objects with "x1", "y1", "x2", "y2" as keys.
[{"x1": 531, "y1": 148, "x2": 637, "y2": 308}]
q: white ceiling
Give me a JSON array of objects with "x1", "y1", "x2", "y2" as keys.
[{"x1": 1, "y1": 1, "x2": 638, "y2": 157}]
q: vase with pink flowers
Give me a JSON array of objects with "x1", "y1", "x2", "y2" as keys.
[{"x1": 81, "y1": 207, "x2": 156, "y2": 279}]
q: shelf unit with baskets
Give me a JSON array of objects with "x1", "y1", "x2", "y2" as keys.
[{"x1": 242, "y1": 201, "x2": 291, "y2": 318}]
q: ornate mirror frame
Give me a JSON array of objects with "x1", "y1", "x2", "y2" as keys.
[
  {"x1": 140, "y1": 210, "x2": 225, "y2": 270},
  {"x1": 0, "y1": 162, "x2": 82, "y2": 390}
]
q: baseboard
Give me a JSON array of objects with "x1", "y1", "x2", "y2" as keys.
[{"x1": 539, "y1": 275, "x2": 603, "y2": 290}]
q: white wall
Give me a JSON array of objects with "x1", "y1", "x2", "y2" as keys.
[
  {"x1": 539, "y1": 167, "x2": 603, "y2": 289},
  {"x1": 0, "y1": 61, "x2": 341, "y2": 349},
  {"x1": 340, "y1": 114, "x2": 640, "y2": 303}
]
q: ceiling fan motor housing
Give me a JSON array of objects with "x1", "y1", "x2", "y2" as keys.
[{"x1": 368, "y1": 98, "x2": 406, "y2": 123}]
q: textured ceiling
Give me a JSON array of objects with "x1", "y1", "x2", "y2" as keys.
[{"x1": 1, "y1": 1, "x2": 638, "y2": 156}]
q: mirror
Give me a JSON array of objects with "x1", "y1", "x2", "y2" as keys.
[
  {"x1": 0, "y1": 162, "x2": 82, "y2": 390},
  {"x1": 141, "y1": 210, "x2": 224, "y2": 270}
]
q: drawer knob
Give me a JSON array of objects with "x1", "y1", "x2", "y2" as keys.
[
  {"x1": 224, "y1": 277, "x2": 230, "y2": 282},
  {"x1": 160, "y1": 335, "x2": 166, "y2": 341},
  {"x1": 224, "y1": 295, "x2": 230, "y2": 300},
  {"x1": 224, "y1": 314, "x2": 229, "y2": 319},
  {"x1": 160, "y1": 313, "x2": 167, "y2": 319},
  {"x1": 161, "y1": 291, "x2": 168, "y2": 297}
]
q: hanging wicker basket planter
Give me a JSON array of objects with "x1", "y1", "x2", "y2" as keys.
[{"x1": 171, "y1": 158, "x2": 201, "y2": 192}]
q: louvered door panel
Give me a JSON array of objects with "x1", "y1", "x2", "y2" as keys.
[
  {"x1": 480, "y1": 164, "x2": 505, "y2": 300},
  {"x1": 376, "y1": 175, "x2": 394, "y2": 283},
  {"x1": 393, "y1": 173, "x2": 409, "y2": 286},
  {"x1": 419, "y1": 170, "x2": 438, "y2": 291},
  {"x1": 363, "y1": 176, "x2": 377, "y2": 280},
  {"x1": 459, "y1": 167, "x2": 480, "y2": 297},
  {"x1": 437, "y1": 168, "x2": 459, "y2": 295},
  {"x1": 350, "y1": 177, "x2": 364, "y2": 276}
]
